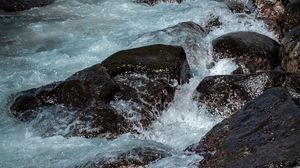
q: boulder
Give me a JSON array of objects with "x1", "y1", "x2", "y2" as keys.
[
  {"x1": 134, "y1": 0, "x2": 182, "y2": 6},
  {"x1": 195, "y1": 71, "x2": 300, "y2": 117},
  {"x1": 284, "y1": 0, "x2": 300, "y2": 32},
  {"x1": 101, "y1": 44, "x2": 191, "y2": 84},
  {"x1": 281, "y1": 26, "x2": 300, "y2": 72},
  {"x1": 188, "y1": 87, "x2": 300, "y2": 168},
  {"x1": 0, "y1": 0, "x2": 55, "y2": 12},
  {"x1": 212, "y1": 32, "x2": 280, "y2": 74},
  {"x1": 10, "y1": 65, "x2": 129, "y2": 138},
  {"x1": 77, "y1": 143, "x2": 171, "y2": 168}
]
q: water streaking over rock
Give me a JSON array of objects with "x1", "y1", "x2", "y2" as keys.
[{"x1": 0, "y1": 0, "x2": 276, "y2": 167}]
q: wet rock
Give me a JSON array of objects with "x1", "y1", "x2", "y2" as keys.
[
  {"x1": 9, "y1": 65, "x2": 127, "y2": 138},
  {"x1": 188, "y1": 87, "x2": 300, "y2": 168},
  {"x1": 112, "y1": 73, "x2": 175, "y2": 127},
  {"x1": 101, "y1": 44, "x2": 191, "y2": 84},
  {"x1": 77, "y1": 143, "x2": 171, "y2": 168},
  {"x1": 284, "y1": 0, "x2": 300, "y2": 32},
  {"x1": 204, "y1": 16, "x2": 222, "y2": 33},
  {"x1": 129, "y1": 22, "x2": 207, "y2": 70},
  {"x1": 212, "y1": 31, "x2": 280, "y2": 74},
  {"x1": 134, "y1": 0, "x2": 182, "y2": 6},
  {"x1": 281, "y1": 26, "x2": 300, "y2": 72},
  {"x1": 195, "y1": 71, "x2": 300, "y2": 117},
  {"x1": 0, "y1": 0, "x2": 55, "y2": 12}
]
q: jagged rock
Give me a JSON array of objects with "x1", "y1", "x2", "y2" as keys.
[
  {"x1": 195, "y1": 71, "x2": 300, "y2": 117},
  {"x1": 0, "y1": 0, "x2": 55, "y2": 12},
  {"x1": 204, "y1": 17, "x2": 222, "y2": 33},
  {"x1": 134, "y1": 0, "x2": 182, "y2": 6},
  {"x1": 212, "y1": 32, "x2": 280, "y2": 74},
  {"x1": 281, "y1": 26, "x2": 300, "y2": 72},
  {"x1": 188, "y1": 87, "x2": 300, "y2": 168},
  {"x1": 284, "y1": 0, "x2": 300, "y2": 32},
  {"x1": 101, "y1": 44, "x2": 191, "y2": 84}
]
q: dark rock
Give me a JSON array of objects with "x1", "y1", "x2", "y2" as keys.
[
  {"x1": 0, "y1": 0, "x2": 55, "y2": 12},
  {"x1": 77, "y1": 143, "x2": 172, "y2": 168},
  {"x1": 212, "y1": 32, "x2": 280, "y2": 74},
  {"x1": 101, "y1": 44, "x2": 191, "y2": 84},
  {"x1": 9, "y1": 65, "x2": 127, "y2": 138},
  {"x1": 281, "y1": 26, "x2": 300, "y2": 72},
  {"x1": 188, "y1": 87, "x2": 300, "y2": 168},
  {"x1": 129, "y1": 22, "x2": 206, "y2": 69},
  {"x1": 134, "y1": 0, "x2": 182, "y2": 6},
  {"x1": 284, "y1": 0, "x2": 300, "y2": 32},
  {"x1": 195, "y1": 71, "x2": 300, "y2": 117},
  {"x1": 204, "y1": 16, "x2": 222, "y2": 33},
  {"x1": 112, "y1": 73, "x2": 176, "y2": 127}
]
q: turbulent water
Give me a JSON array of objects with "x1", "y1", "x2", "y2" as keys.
[{"x1": 0, "y1": 0, "x2": 277, "y2": 167}]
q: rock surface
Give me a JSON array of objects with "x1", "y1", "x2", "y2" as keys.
[
  {"x1": 284, "y1": 0, "x2": 300, "y2": 32},
  {"x1": 195, "y1": 71, "x2": 300, "y2": 117},
  {"x1": 134, "y1": 0, "x2": 182, "y2": 6},
  {"x1": 0, "y1": 0, "x2": 55, "y2": 12},
  {"x1": 212, "y1": 31, "x2": 280, "y2": 74},
  {"x1": 188, "y1": 87, "x2": 300, "y2": 168},
  {"x1": 281, "y1": 26, "x2": 300, "y2": 72}
]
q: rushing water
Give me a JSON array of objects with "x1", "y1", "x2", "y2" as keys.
[{"x1": 0, "y1": 0, "x2": 277, "y2": 167}]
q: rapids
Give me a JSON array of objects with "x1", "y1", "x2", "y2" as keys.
[{"x1": 0, "y1": 0, "x2": 277, "y2": 167}]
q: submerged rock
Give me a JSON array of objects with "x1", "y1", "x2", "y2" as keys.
[
  {"x1": 78, "y1": 145, "x2": 171, "y2": 168},
  {"x1": 188, "y1": 87, "x2": 300, "y2": 168},
  {"x1": 134, "y1": 0, "x2": 182, "y2": 6},
  {"x1": 195, "y1": 71, "x2": 300, "y2": 117},
  {"x1": 281, "y1": 26, "x2": 300, "y2": 72},
  {"x1": 129, "y1": 22, "x2": 207, "y2": 69},
  {"x1": 212, "y1": 31, "x2": 280, "y2": 74},
  {"x1": 0, "y1": 0, "x2": 55, "y2": 12}
]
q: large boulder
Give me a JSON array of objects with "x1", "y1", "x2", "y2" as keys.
[
  {"x1": 10, "y1": 65, "x2": 129, "y2": 138},
  {"x1": 195, "y1": 71, "x2": 300, "y2": 117},
  {"x1": 281, "y1": 26, "x2": 300, "y2": 72},
  {"x1": 188, "y1": 87, "x2": 300, "y2": 168},
  {"x1": 0, "y1": 0, "x2": 55, "y2": 12},
  {"x1": 102, "y1": 44, "x2": 191, "y2": 126},
  {"x1": 212, "y1": 32, "x2": 280, "y2": 74},
  {"x1": 101, "y1": 44, "x2": 191, "y2": 84},
  {"x1": 134, "y1": 0, "x2": 182, "y2": 6}
]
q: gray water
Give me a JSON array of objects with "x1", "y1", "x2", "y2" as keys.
[{"x1": 0, "y1": 0, "x2": 276, "y2": 167}]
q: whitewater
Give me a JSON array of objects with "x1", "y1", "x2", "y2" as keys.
[{"x1": 0, "y1": 0, "x2": 277, "y2": 167}]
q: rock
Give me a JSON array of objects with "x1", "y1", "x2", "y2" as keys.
[
  {"x1": 134, "y1": 0, "x2": 182, "y2": 6},
  {"x1": 9, "y1": 65, "x2": 128, "y2": 138},
  {"x1": 0, "y1": 0, "x2": 55, "y2": 12},
  {"x1": 212, "y1": 32, "x2": 280, "y2": 74},
  {"x1": 188, "y1": 87, "x2": 300, "y2": 168},
  {"x1": 195, "y1": 71, "x2": 300, "y2": 117},
  {"x1": 129, "y1": 22, "x2": 207, "y2": 70},
  {"x1": 204, "y1": 17, "x2": 222, "y2": 33},
  {"x1": 77, "y1": 143, "x2": 171, "y2": 168},
  {"x1": 281, "y1": 26, "x2": 300, "y2": 72},
  {"x1": 112, "y1": 73, "x2": 175, "y2": 127},
  {"x1": 284, "y1": 0, "x2": 300, "y2": 32},
  {"x1": 101, "y1": 44, "x2": 191, "y2": 84}
]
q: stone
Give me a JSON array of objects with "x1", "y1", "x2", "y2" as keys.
[
  {"x1": 0, "y1": 0, "x2": 55, "y2": 12},
  {"x1": 134, "y1": 0, "x2": 182, "y2": 6},
  {"x1": 212, "y1": 31, "x2": 280, "y2": 74},
  {"x1": 188, "y1": 87, "x2": 300, "y2": 168}
]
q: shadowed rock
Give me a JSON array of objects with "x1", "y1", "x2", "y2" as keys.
[
  {"x1": 134, "y1": 0, "x2": 182, "y2": 6},
  {"x1": 188, "y1": 87, "x2": 300, "y2": 168},
  {"x1": 0, "y1": 0, "x2": 55, "y2": 12},
  {"x1": 212, "y1": 31, "x2": 280, "y2": 74},
  {"x1": 281, "y1": 26, "x2": 300, "y2": 72},
  {"x1": 284, "y1": 0, "x2": 300, "y2": 32}
]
